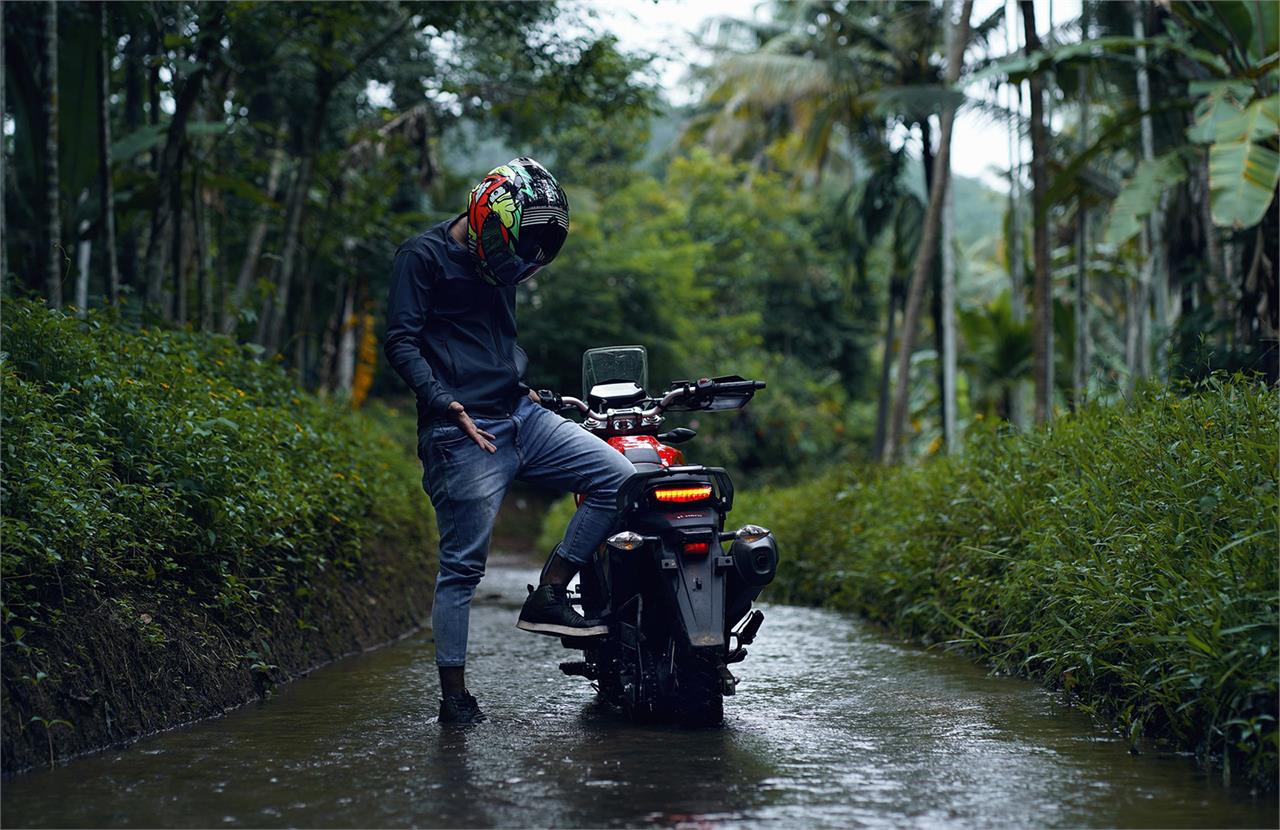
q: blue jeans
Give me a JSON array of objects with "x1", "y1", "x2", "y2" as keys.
[{"x1": 417, "y1": 395, "x2": 636, "y2": 667}]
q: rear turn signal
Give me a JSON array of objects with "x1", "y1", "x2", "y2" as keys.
[
  {"x1": 652, "y1": 484, "x2": 713, "y2": 503},
  {"x1": 606, "y1": 531, "x2": 645, "y2": 551},
  {"x1": 682, "y1": 541, "x2": 711, "y2": 556}
]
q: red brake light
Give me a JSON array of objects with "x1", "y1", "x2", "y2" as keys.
[
  {"x1": 652, "y1": 485, "x2": 713, "y2": 503},
  {"x1": 682, "y1": 541, "x2": 711, "y2": 556}
]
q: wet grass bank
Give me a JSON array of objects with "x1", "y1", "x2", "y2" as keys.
[
  {"x1": 734, "y1": 378, "x2": 1277, "y2": 791},
  {"x1": 1, "y1": 301, "x2": 435, "y2": 774}
]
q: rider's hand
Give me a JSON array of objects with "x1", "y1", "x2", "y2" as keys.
[
  {"x1": 447, "y1": 401, "x2": 497, "y2": 453},
  {"x1": 528, "y1": 389, "x2": 540, "y2": 404}
]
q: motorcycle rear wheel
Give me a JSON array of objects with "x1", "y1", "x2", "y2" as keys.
[{"x1": 674, "y1": 662, "x2": 724, "y2": 727}]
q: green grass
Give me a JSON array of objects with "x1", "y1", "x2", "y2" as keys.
[
  {"x1": 1, "y1": 298, "x2": 433, "y2": 655},
  {"x1": 732, "y1": 378, "x2": 1278, "y2": 789}
]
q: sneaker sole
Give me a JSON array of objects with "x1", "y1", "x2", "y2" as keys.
[{"x1": 516, "y1": 619, "x2": 608, "y2": 637}]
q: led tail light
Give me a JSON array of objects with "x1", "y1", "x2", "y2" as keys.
[
  {"x1": 652, "y1": 484, "x2": 713, "y2": 503},
  {"x1": 682, "y1": 540, "x2": 711, "y2": 556}
]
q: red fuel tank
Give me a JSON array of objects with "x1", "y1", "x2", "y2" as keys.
[{"x1": 606, "y1": 434, "x2": 685, "y2": 467}]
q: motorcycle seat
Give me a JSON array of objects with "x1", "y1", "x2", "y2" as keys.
[{"x1": 621, "y1": 445, "x2": 665, "y2": 473}]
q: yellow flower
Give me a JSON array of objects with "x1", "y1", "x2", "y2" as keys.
[{"x1": 160, "y1": 383, "x2": 170, "y2": 390}]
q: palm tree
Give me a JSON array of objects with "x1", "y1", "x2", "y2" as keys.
[
  {"x1": 1020, "y1": 0, "x2": 1053, "y2": 424},
  {"x1": 883, "y1": 0, "x2": 975, "y2": 461},
  {"x1": 697, "y1": 1, "x2": 1002, "y2": 458}
]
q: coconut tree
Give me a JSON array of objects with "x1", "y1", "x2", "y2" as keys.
[
  {"x1": 883, "y1": 0, "x2": 975, "y2": 461},
  {"x1": 696, "y1": 0, "x2": 1004, "y2": 457}
]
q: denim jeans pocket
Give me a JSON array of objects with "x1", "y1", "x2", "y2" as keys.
[{"x1": 428, "y1": 422, "x2": 471, "y2": 450}]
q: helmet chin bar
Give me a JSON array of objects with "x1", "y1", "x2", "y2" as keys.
[{"x1": 477, "y1": 249, "x2": 543, "y2": 287}]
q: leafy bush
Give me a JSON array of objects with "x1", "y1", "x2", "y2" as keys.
[
  {"x1": 735, "y1": 377, "x2": 1278, "y2": 789},
  {"x1": 1, "y1": 299, "x2": 433, "y2": 641}
]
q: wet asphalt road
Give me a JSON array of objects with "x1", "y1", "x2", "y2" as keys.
[{"x1": 4, "y1": 564, "x2": 1275, "y2": 828}]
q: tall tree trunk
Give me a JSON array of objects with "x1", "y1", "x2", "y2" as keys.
[
  {"x1": 194, "y1": 160, "x2": 214, "y2": 331},
  {"x1": 1073, "y1": 1, "x2": 1091, "y2": 408},
  {"x1": 1126, "y1": 3, "x2": 1167, "y2": 391},
  {"x1": 883, "y1": 0, "x2": 974, "y2": 463},
  {"x1": 0, "y1": 0, "x2": 6, "y2": 290},
  {"x1": 1199, "y1": 152, "x2": 1229, "y2": 347},
  {"x1": 74, "y1": 198, "x2": 90, "y2": 316},
  {"x1": 920, "y1": 117, "x2": 950, "y2": 443},
  {"x1": 97, "y1": 2, "x2": 119, "y2": 304},
  {"x1": 318, "y1": 272, "x2": 348, "y2": 393},
  {"x1": 1132, "y1": 3, "x2": 1165, "y2": 384},
  {"x1": 1021, "y1": 0, "x2": 1053, "y2": 425},
  {"x1": 260, "y1": 153, "x2": 313, "y2": 350},
  {"x1": 42, "y1": 0, "x2": 62, "y2": 308},
  {"x1": 224, "y1": 124, "x2": 287, "y2": 333},
  {"x1": 336, "y1": 282, "x2": 357, "y2": 396},
  {"x1": 294, "y1": 244, "x2": 314, "y2": 380},
  {"x1": 941, "y1": 121, "x2": 958, "y2": 449},
  {"x1": 120, "y1": 11, "x2": 144, "y2": 293},
  {"x1": 1005, "y1": 0, "x2": 1028, "y2": 428},
  {"x1": 142, "y1": 6, "x2": 223, "y2": 316},
  {"x1": 171, "y1": 164, "x2": 187, "y2": 322},
  {"x1": 873, "y1": 276, "x2": 903, "y2": 459}
]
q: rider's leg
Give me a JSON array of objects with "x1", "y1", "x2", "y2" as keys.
[
  {"x1": 514, "y1": 395, "x2": 636, "y2": 567},
  {"x1": 418, "y1": 416, "x2": 516, "y2": 707},
  {"x1": 512, "y1": 396, "x2": 636, "y2": 634},
  {"x1": 539, "y1": 551, "x2": 578, "y2": 588}
]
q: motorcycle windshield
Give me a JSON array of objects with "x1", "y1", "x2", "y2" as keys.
[{"x1": 582, "y1": 346, "x2": 648, "y2": 398}]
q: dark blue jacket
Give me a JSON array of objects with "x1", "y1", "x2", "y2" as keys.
[{"x1": 383, "y1": 216, "x2": 529, "y2": 425}]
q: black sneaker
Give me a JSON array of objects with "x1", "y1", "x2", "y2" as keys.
[
  {"x1": 439, "y1": 691, "x2": 487, "y2": 724},
  {"x1": 516, "y1": 584, "x2": 608, "y2": 637}
]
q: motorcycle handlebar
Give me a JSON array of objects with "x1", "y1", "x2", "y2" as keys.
[{"x1": 546, "y1": 378, "x2": 766, "y2": 422}]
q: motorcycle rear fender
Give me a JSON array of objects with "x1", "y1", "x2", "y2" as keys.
[{"x1": 655, "y1": 533, "x2": 726, "y2": 650}]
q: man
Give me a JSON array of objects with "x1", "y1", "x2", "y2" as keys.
[{"x1": 383, "y1": 158, "x2": 636, "y2": 725}]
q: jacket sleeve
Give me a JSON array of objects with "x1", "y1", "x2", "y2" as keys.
[{"x1": 383, "y1": 247, "x2": 456, "y2": 418}]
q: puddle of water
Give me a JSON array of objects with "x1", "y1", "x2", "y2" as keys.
[{"x1": 3, "y1": 566, "x2": 1274, "y2": 828}]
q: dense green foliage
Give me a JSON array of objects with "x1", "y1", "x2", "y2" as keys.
[
  {"x1": 729, "y1": 378, "x2": 1278, "y2": 788},
  {"x1": 1, "y1": 299, "x2": 432, "y2": 644},
  {"x1": 519, "y1": 149, "x2": 875, "y2": 483}
]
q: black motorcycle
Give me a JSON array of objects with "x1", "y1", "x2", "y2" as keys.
[{"x1": 537, "y1": 345, "x2": 779, "y2": 726}]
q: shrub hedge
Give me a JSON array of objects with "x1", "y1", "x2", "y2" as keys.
[
  {"x1": 1, "y1": 299, "x2": 434, "y2": 750},
  {"x1": 732, "y1": 378, "x2": 1277, "y2": 790}
]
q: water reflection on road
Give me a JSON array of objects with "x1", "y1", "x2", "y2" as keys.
[{"x1": 4, "y1": 565, "x2": 1274, "y2": 828}]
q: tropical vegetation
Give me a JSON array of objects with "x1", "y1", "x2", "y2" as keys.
[
  {"x1": 3, "y1": 0, "x2": 1276, "y2": 785},
  {"x1": 734, "y1": 377, "x2": 1278, "y2": 789}
]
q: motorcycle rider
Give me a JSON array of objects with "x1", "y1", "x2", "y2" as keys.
[{"x1": 384, "y1": 158, "x2": 637, "y2": 725}]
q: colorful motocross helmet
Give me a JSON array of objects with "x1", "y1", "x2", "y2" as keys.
[{"x1": 466, "y1": 157, "x2": 569, "y2": 286}]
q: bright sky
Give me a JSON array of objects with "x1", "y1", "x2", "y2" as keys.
[{"x1": 584, "y1": 0, "x2": 1082, "y2": 192}]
